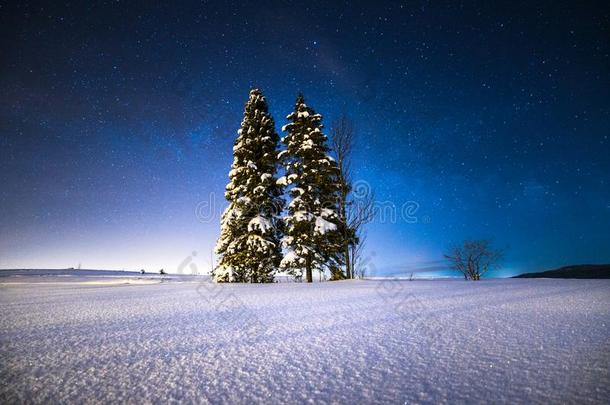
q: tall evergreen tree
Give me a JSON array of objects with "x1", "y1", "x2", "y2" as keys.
[
  {"x1": 279, "y1": 94, "x2": 347, "y2": 282},
  {"x1": 214, "y1": 89, "x2": 284, "y2": 283}
]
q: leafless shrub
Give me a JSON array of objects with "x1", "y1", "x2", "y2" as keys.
[{"x1": 444, "y1": 239, "x2": 503, "y2": 280}]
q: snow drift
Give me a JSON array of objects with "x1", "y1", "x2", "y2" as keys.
[{"x1": 0, "y1": 276, "x2": 608, "y2": 403}]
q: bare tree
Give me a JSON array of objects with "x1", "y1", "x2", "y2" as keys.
[
  {"x1": 347, "y1": 191, "x2": 374, "y2": 277},
  {"x1": 350, "y1": 232, "x2": 372, "y2": 279},
  {"x1": 444, "y1": 240, "x2": 503, "y2": 280},
  {"x1": 331, "y1": 115, "x2": 354, "y2": 279},
  {"x1": 331, "y1": 114, "x2": 375, "y2": 279}
]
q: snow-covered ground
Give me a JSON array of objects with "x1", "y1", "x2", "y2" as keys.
[{"x1": 0, "y1": 273, "x2": 608, "y2": 403}]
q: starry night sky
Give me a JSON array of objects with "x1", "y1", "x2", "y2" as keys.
[{"x1": 1, "y1": 1, "x2": 609, "y2": 276}]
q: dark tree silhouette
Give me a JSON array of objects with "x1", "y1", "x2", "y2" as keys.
[{"x1": 444, "y1": 240, "x2": 503, "y2": 280}]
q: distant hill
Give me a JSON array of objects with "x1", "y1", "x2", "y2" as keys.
[{"x1": 514, "y1": 264, "x2": 610, "y2": 279}]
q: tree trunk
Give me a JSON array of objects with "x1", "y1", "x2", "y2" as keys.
[
  {"x1": 345, "y1": 244, "x2": 351, "y2": 279},
  {"x1": 339, "y1": 191, "x2": 350, "y2": 280},
  {"x1": 306, "y1": 253, "x2": 313, "y2": 283}
]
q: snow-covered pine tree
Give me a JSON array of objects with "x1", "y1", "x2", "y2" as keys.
[
  {"x1": 213, "y1": 89, "x2": 284, "y2": 283},
  {"x1": 279, "y1": 94, "x2": 347, "y2": 282}
]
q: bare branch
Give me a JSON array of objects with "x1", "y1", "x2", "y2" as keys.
[
  {"x1": 330, "y1": 114, "x2": 374, "y2": 279},
  {"x1": 444, "y1": 240, "x2": 503, "y2": 280}
]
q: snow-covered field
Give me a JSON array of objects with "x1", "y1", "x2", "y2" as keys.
[{"x1": 0, "y1": 272, "x2": 608, "y2": 404}]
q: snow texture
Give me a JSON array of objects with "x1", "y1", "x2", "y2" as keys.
[
  {"x1": 276, "y1": 176, "x2": 288, "y2": 186},
  {"x1": 314, "y1": 216, "x2": 337, "y2": 234},
  {"x1": 293, "y1": 210, "x2": 314, "y2": 222},
  {"x1": 247, "y1": 215, "x2": 273, "y2": 234},
  {"x1": 279, "y1": 250, "x2": 302, "y2": 268},
  {"x1": 1, "y1": 274, "x2": 608, "y2": 403}
]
